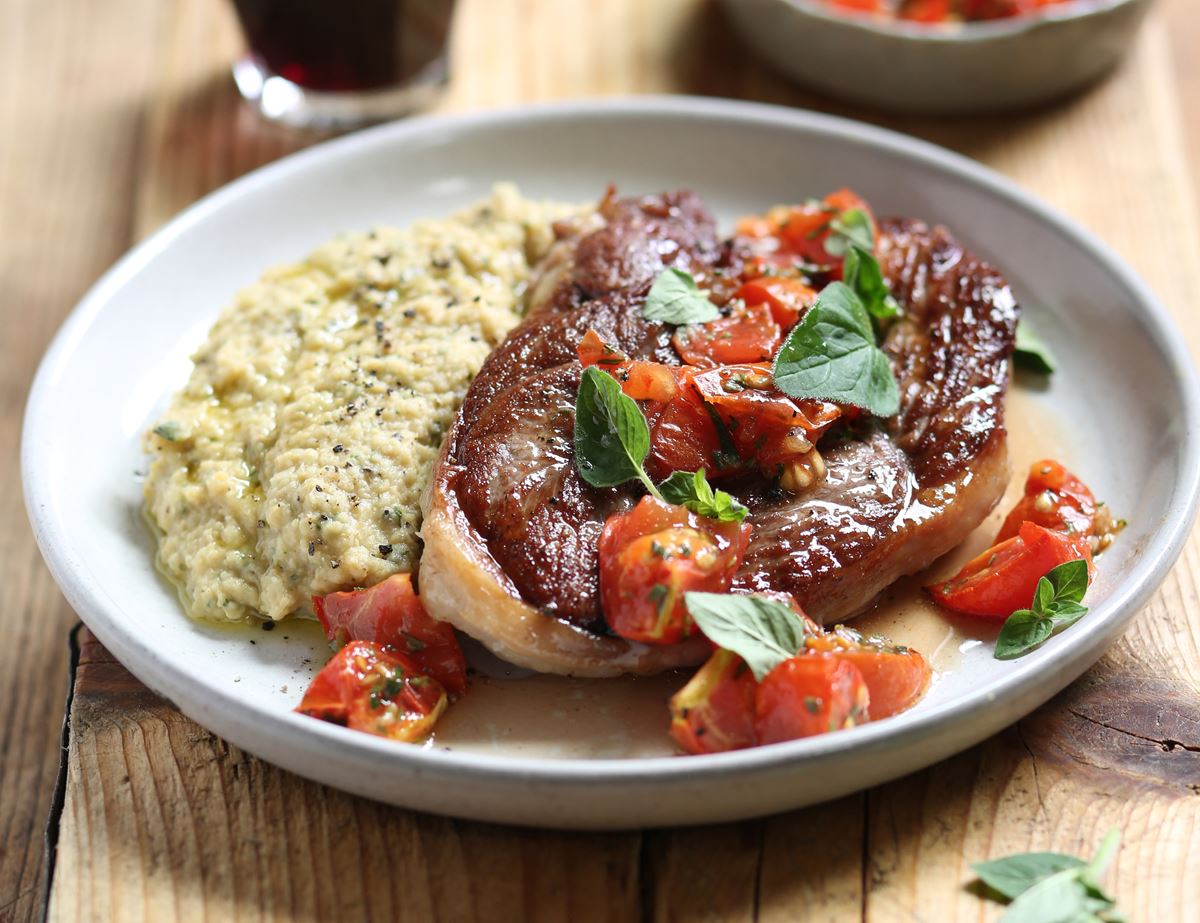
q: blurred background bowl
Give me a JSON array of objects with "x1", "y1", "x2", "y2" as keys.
[{"x1": 719, "y1": 0, "x2": 1155, "y2": 113}]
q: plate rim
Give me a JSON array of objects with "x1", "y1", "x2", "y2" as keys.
[{"x1": 21, "y1": 94, "x2": 1200, "y2": 792}]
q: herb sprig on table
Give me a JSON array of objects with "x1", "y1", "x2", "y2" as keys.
[{"x1": 972, "y1": 829, "x2": 1125, "y2": 922}]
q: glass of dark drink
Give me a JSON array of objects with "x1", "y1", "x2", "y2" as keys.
[{"x1": 230, "y1": 0, "x2": 456, "y2": 130}]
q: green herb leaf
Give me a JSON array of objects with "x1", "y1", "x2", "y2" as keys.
[
  {"x1": 1080, "y1": 829, "x2": 1121, "y2": 903},
  {"x1": 995, "y1": 559, "x2": 1091, "y2": 660},
  {"x1": 998, "y1": 867, "x2": 1091, "y2": 923},
  {"x1": 994, "y1": 609, "x2": 1055, "y2": 660},
  {"x1": 658, "y1": 469, "x2": 748, "y2": 523},
  {"x1": 972, "y1": 829, "x2": 1123, "y2": 922},
  {"x1": 772, "y1": 281, "x2": 900, "y2": 417},
  {"x1": 574, "y1": 366, "x2": 660, "y2": 497},
  {"x1": 972, "y1": 853, "x2": 1086, "y2": 901},
  {"x1": 1044, "y1": 558, "x2": 1089, "y2": 606},
  {"x1": 153, "y1": 421, "x2": 182, "y2": 442},
  {"x1": 843, "y1": 244, "x2": 900, "y2": 323},
  {"x1": 684, "y1": 593, "x2": 808, "y2": 681},
  {"x1": 823, "y1": 208, "x2": 874, "y2": 257},
  {"x1": 642, "y1": 268, "x2": 720, "y2": 325},
  {"x1": 1014, "y1": 319, "x2": 1057, "y2": 375}
]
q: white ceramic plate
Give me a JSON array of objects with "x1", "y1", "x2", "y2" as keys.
[{"x1": 22, "y1": 98, "x2": 1200, "y2": 829}]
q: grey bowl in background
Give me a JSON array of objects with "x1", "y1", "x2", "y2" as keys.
[{"x1": 720, "y1": 0, "x2": 1155, "y2": 113}]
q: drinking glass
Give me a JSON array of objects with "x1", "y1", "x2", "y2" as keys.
[{"x1": 230, "y1": 0, "x2": 456, "y2": 130}]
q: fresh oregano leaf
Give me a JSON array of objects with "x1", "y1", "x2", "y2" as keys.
[
  {"x1": 1014, "y1": 319, "x2": 1057, "y2": 375},
  {"x1": 823, "y1": 208, "x2": 874, "y2": 257},
  {"x1": 772, "y1": 281, "x2": 900, "y2": 417},
  {"x1": 684, "y1": 593, "x2": 808, "y2": 681},
  {"x1": 1044, "y1": 558, "x2": 1088, "y2": 606},
  {"x1": 574, "y1": 366, "x2": 660, "y2": 497},
  {"x1": 998, "y1": 867, "x2": 1091, "y2": 923},
  {"x1": 972, "y1": 853, "x2": 1086, "y2": 901},
  {"x1": 1080, "y1": 829, "x2": 1121, "y2": 901},
  {"x1": 842, "y1": 244, "x2": 899, "y2": 323},
  {"x1": 658, "y1": 468, "x2": 748, "y2": 523},
  {"x1": 994, "y1": 609, "x2": 1054, "y2": 660},
  {"x1": 972, "y1": 829, "x2": 1124, "y2": 922},
  {"x1": 642, "y1": 268, "x2": 720, "y2": 325},
  {"x1": 995, "y1": 559, "x2": 1091, "y2": 660}
]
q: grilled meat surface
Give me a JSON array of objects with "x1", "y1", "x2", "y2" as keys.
[{"x1": 419, "y1": 191, "x2": 1018, "y2": 675}]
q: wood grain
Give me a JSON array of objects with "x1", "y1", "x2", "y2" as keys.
[
  {"x1": 0, "y1": 2, "x2": 170, "y2": 921},
  {"x1": 0, "y1": 0, "x2": 1197, "y2": 921}
]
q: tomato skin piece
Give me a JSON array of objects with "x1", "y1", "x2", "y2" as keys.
[
  {"x1": 996, "y1": 459, "x2": 1098, "y2": 546},
  {"x1": 688, "y1": 364, "x2": 843, "y2": 469},
  {"x1": 671, "y1": 301, "x2": 782, "y2": 367},
  {"x1": 312, "y1": 574, "x2": 467, "y2": 696},
  {"x1": 644, "y1": 381, "x2": 726, "y2": 481},
  {"x1": 297, "y1": 640, "x2": 447, "y2": 742},
  {"x1": 777, "y1": 188, "x2": 878, "y2": 272},
  {"x1": 806, "y1": 628, "x2": 930, "y2": 720},
  {"x1": 577, "y1": 328, "x2": 627, "y2": 370},
  {"x1": 899, "y1": 0, "x2": 952, "y2": 21},
  {"x1": 736, "y1": 277, "x2": 818, "y2": 330},
  {"x1": 599, "y1": 497, "x2": 752, "y2": 644},
  {"x1": 577, "y1": 329, "x2": 679, "y2": 402},
  {"x1": 927, "y1": 521, "x2": 1090, "y2": 619},
  {"x1": 754, "y1": 655, "x2": 870, "y2": 744},
  {"x1": 669, "y1": 649, "x2": 759, "y2": 754}
]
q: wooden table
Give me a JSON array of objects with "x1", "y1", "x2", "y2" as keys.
[{"x1": 3, "y1": 1, "x2": 1200, "y2": 920}]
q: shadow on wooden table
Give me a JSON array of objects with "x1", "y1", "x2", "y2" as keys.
[{"x1": 43, "y1": 627, "x2": 1198, "y2": 922}]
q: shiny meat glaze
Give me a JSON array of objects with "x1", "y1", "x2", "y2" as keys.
[
  {"x1": 419, "y1": 195, "x2": 1018, "y2": 675},
  {"x1": 732, "y1": 218, "x2": 1018, "y2": 620}
]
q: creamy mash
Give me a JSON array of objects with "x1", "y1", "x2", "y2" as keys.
[{"x1": 144, "y1": 186, "x2": 570, "y2": 622}]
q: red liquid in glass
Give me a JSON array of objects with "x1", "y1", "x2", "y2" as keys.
[{"x1": 231, "y1": 0, "x2": 451, "y2": 92}]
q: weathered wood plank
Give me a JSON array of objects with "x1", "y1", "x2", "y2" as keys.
[{"x1": 0, "y1": 1, "x2": 170, "y2": 920}]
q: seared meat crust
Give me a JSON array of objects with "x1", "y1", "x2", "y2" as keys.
[{"x1": 420, "y1": 196, "x2": 1018, "y2": 675}]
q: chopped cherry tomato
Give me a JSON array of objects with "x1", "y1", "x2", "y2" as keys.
[
  {"x1": 806, "y1": 627, "x2": 930, "y2": 720},
  {"x1": 754, "y1": 655, "x2": 870, "y2": 744},
  {"x1": 297, "y1": 640, "x2": 447, "y2": 742},
  {"x1": 313, "y1": 574, "x2": 467, "y2": 696},
  {"x1": 830, "y1": 0, "x2": 881, "y2": 10},
  {"x1": 777, "y1": 189, "x2": 877, "y2": 273},
  {"x1": 576, "y1": 330, "x2": 679, "y2": 402},
  {"x1": 961, "y1": 0, "x2": 1043, "y2": 20},
  {"x1": 996, "y1": 459, "x2": 1099, "y2": 548},
  {"x1": 927, "y1": 521, "x2": 1090, "y2": 619},
  {"x1": 736, "y1": 277, "x2": 819, "y2": 330},
  {"x1": 735, "y1": 189, "x2": 877, "y2": 276},
  {"x1": 644, "y1": 380, "x2": 727, "y2": 480},
  {"x1": 899, "y1": 0, "x2": 953, "y2": 21},
  {"x1": 671, "y1": 301, "x2": 782, "y2": 367},
  {"x1": 577, "y1": 328, "x2": 627, "y2": 370},
  {"x1": 669, "y1": 649, "x2": 759, "y2": 754},
  {"x1": 599, "y1": 497, "x2": 752, "y2": 644},
  {"x1": 689, "y1": 364, "x2": 842, "y2": 469}
]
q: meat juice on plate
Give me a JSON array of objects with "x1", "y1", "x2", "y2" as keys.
[{"x1": 427, "y1": 387, "x2": 1071, "y2": 760}]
